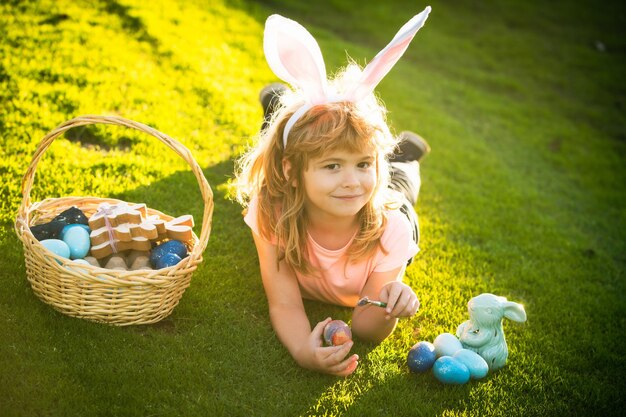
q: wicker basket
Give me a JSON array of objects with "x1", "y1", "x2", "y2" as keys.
[{"x1": 14, "y1": 115, "x2": 213, "y2": 326}]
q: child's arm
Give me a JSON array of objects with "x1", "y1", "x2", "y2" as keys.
[
  {"x1": 351, "y1": 266, "x2": 419, "y2": 343},
  {"x1": 251, "y1": 232, "x2": 359, "y2": 376}
]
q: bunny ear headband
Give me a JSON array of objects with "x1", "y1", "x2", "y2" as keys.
[{"x1": 264, "y1": 6, "x2": 431, "y2": 148}]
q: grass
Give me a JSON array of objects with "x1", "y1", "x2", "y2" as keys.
[{"x1": 1, "y1": 0, "x2": 625, "y2": 415}]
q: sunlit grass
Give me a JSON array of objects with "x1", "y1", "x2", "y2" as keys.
[{"x1": 1, "y1": 0, "x2": 624, "y2": 416}]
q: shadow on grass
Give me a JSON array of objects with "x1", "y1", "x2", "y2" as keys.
[{"x1": 4, "y1": 159, "x2": 367, "y2": 415}]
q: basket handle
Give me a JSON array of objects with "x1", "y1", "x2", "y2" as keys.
[{"x1": 19, "y1": 115, "x2": 214, "y2": 253}]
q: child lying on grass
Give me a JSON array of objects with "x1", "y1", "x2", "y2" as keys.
[{"x1": 235, "y1": 7, "x2": 431, "y2": 376}]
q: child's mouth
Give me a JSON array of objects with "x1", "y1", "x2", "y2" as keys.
[{"x1": 333, "y1": 195, "x2": 362, "y2": 200}]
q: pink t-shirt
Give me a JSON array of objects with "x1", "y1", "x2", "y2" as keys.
[{"x1": 244, "y1": 196, "x2": 419, "y2": 307}]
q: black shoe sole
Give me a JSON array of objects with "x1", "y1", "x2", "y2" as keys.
[{"x1": 392, "y1": 131, "x2": 431, "y2": 162}]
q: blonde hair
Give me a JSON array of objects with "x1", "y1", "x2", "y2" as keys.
[{"x1": 235, "y1": 65, "x2": 399, "y2": 275}]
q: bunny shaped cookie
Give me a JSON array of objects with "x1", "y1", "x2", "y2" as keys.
[
  {"x1": 456, "y1": 293, "x2": 527, "y2": 371},
  {"x1": 264, "y1": 6, "x2": 432, "y2": 148}
]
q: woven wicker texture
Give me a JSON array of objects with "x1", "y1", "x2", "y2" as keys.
[{"x1": 14, "y1": 115, "x2": 213, "y2": 325}]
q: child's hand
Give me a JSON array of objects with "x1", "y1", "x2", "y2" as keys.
[
  {"x1": 379, "y1": 282, "x2": 420, "y2": 320},
  {"x1": 296, "y1": 318, "x2": 359, "y2": 377}
]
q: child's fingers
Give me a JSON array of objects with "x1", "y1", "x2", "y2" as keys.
[
  {"x1": 383, "y1": 284, "x2": 403, "y2": 316},
  {"x1": 410, "y1": 297, "x2": 420, "y2": 314},
  {"x1": 322, "y1": 340, "x2": 353, "y2": 363},
  {"x1": 390, "y1": 292, "x2": 412, "y2": 317},
  {"x1": 311, "y1": 317, "x2": 332, "y2": 341},
  {"x1": 329, "y1": 354, "x2": 359, "y2": 376},
  {"x1": 392, "y1": 294, "x2": 420, "y2": 318}
]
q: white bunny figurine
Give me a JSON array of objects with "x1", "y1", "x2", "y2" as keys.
[{"x1": 456, "y1": 293, "x2": 527, "y2": 371}]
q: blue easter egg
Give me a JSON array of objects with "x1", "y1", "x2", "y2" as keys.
[
  {"x1": 150, "y1": 240, "x2": 188, "y2": 268},
  {"x1": 61, "y1": 223, "x2": 90, "y2": 237},
  {"x1": 433, "y1": 333, "x2": 463, "y2": 357},
  {"x1": 453, "y1": 349, "x2": 489, "y2": 379},
  {"x1": 432, "y1": 356, "x2": 470, "y2": 385},
  {"x1": 155, "y1": 252, "x2": 182, "y2": 269},
  {"x1": 61, "y1": 224, "x2": 91, "y2": 259},
  {"x1": 41, "y1": 239, "x2": 71, "y2": 259},
  {"x1": 407, "y1": 341, "x2": 437, "y2": 373}
]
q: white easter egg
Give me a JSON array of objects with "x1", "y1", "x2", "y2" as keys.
[{"x1": 433, "y1": 332, "x2": 463, "y2": 357}]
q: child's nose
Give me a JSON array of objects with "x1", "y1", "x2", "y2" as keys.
[{"x1": 342, "y1": 169, "x2": 360, "y2": 188}]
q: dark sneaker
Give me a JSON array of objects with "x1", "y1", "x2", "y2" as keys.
[
  {"x1": 392, "y1": 131, "x2": 431, "y2": 162},
  {"x1": 259, "y1": 83, "x2": 288, "y2": 129}
]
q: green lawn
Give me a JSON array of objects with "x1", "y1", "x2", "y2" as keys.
[{"x1": 1, "y1": 0, "x2": 625, "y2": 416}]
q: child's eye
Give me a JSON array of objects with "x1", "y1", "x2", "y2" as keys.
[
  {"x1": 325, "y1": 163, "x2": 340, "y2": 170},
  {"x1": 358, "y1": 162, "x2": 371, "y2": 168}
]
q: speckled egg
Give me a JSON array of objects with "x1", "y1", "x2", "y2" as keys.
[
  {"x1": 433, "y1": 332, "x2": 463, "y2": 357},
  {"x1": 61, "y1": 224, "x2": 91, "y2": 259},
  {"x1": 155, "y1": 252, "x2": 182, "y2": 269},
  {"x1": 453, "y1": 349, "x2": 489, "y2": 379},
  {"x1": 40, "y1": 239, "x2": 71, "y2": 259},
  {"x1": 407, "y1": 341, "x2": 437, "y2": 373},
  {"x1": 150, "y1": 240, "x2": 188, "y2": 268},
  {"x1": 432, "y1": 356, "x2": 470, "y2": 385},
  {"x1": 323, "y1": 320, "x2": 352, "y2": 346}
]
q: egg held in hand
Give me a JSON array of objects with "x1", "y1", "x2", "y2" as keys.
[{"x1": 323, "y1": 320, "x2": 352, "y2": 346}]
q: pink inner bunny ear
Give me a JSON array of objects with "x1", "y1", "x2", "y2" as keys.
[
  {"x1": 264, "y1": 14, "x2": 327, "y2": 103},
  {"x1": 347, "y1": 6, "x2": 431, "y2": 101}
]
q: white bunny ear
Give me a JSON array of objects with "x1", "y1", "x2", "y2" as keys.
[
  {"x1": 503, "y1": 301, "x2": 527, "y2": 323},
  {"x1": 346, "y1": 6, "x2": 431, "y2": 101},
  {"x1": 264, "y1": 14, "x2": 328, "y2": 103}
]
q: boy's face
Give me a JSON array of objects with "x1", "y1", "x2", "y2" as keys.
[{"x1": 301, "y1": 148, "x2": 377, "y2": 222}]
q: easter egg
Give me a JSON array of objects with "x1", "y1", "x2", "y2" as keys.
[
  {"x1": 407, "y1": 341, "x2": 437, "y2": 373},
  {"x1": 432, "y1": 356, "x2": 470, "y2": 385},
  {"x1": 155, "y1": 252, "x2": 182, "y2": 269},
  {"x1": 40, "y1": 239, "x2": 71, "y2": 259},
  {"x1": 453, "y1": 349, "x2": 489, "y2": 379},
  {"x1": 323, "y1": 320, "x2": 352, "y2": 346},
  {"x1": 433, "y1": 333, "x2": 463, "y2": 357},
  {"x1": 150, "y1": 240, "x2": 188, "y2": 268},
  {"x1": 69, "y1": 259, "x2": 90, "y2": 274},
  {"x1": 30, "y1": 207, "x2": 89, "y2": 241},
  {"x1": 61, "y1": 224, "x2": 91, "y2": 259}
]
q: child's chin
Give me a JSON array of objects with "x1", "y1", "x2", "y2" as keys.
[{"x1": 333, "y1": 206, "x2": 365, "y2": 218}]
